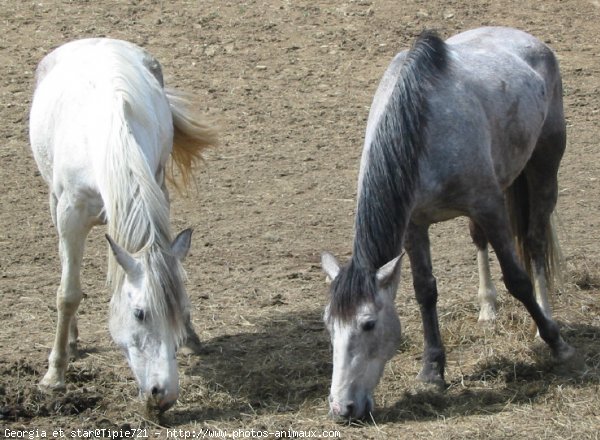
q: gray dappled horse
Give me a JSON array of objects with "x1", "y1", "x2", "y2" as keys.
[{"x1": 321, "y1": 27, "x2": 575, "y2": 421}]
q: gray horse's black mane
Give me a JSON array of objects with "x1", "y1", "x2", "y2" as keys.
[{"x1": 330, "y1": 30, "x2": 448, "y2": 321}]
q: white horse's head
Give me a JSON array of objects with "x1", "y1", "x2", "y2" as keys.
[
  {"x1": 321, "y1": 252, "x2": 402, "y2": 421},
  {"x1": 106, "y1": 229, "x2": 192, "y2": 413}
]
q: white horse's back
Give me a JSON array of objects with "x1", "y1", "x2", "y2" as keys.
[{"x1": 30, "y1": 38, "x2": 172, "y2": 216}]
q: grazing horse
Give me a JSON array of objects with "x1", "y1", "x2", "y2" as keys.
[
  {"x1": 321, "y1": 27, "x2": 575, "y2": 421},
  {"x1": 29, "y1": 38, "x2": 217, "y2": 412}
]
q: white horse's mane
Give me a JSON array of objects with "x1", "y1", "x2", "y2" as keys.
[{"x1": 89, "y1": 45, "x2": 188, "y2": 343}]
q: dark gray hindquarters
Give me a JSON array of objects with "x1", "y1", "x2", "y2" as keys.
[
  {"x1": 507, "y1": 59, "x2": 566, "y2": 292},
  {"x1": 410, "y1": 28, "x2": 573, "y2": 387},
  {"x1": 469, "y1": 191, "x2": 569, "y2": 358},
  {"x1": 467, "y1": 44, "x2": 572, "y2": 359}
]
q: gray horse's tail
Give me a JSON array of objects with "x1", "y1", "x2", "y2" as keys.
[{"x1": 505, "y1": 173, "x2": 565, "y2": 295}]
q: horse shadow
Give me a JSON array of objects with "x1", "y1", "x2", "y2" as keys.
[
  {"x1": 377, "y1": 322, "x2": 600, "y2": 423},
  {"x1": 167, "y1": 315, "x2": 599, "y2": 425},
  {"x1": 169, "y1": 309, "x2": 332, "y2": 424}
]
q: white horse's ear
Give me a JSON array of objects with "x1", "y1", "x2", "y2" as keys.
[
  {"x1": 321, "y1": 251, "x2": 340, "y2": 283},
  {"x1": 376, "y1": 252, "x2": 404, "y2": 288},
  {"x1": 106, "y1": 234, "x2": 141, "y2": 277},
  {"x1": 171, "y1": 228, "x2": 193, "y2": 260}
]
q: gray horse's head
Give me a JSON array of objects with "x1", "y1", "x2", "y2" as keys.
[{"x1": 321, "y1": 252, "x2": 402, "y2": 421}]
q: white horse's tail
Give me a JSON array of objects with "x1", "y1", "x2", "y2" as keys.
[{"x1": 165, "y1": 88, "x2": 219, "y2": 187}]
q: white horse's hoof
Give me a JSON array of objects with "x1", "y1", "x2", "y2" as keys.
[{"x1": 39, "y1": 373, "x2": 66, "y2": 392}]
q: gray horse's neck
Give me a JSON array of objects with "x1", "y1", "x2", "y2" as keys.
[{"x1": 352, "y1": 31, "x2": 447, "y2": 271}]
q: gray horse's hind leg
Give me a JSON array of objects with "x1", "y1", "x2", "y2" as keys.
[
  {"x1": 469, "y1": 220, "x2": 498, "y2": 322},
  {"x1": 471, "y1": 194, "x2": 574, "y2": 361},
  {"x1": 523, "y1": 117, "x2": 566, "y2": 322},
  {"x1": 405, "y1": 222, "x2": 446, "y2": 386},
  {"x1": 522, "y1": 159, "x2": 559, "y2": 322}
]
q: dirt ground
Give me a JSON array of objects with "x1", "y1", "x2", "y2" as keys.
[{"x1": 1, "y1": 0, "x2": 599, "y2": 438}]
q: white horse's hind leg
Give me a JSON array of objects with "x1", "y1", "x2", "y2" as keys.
[
  {"x1": 40, "y1": 194, "x2": 91, "y2": 390},
  {"x1": 477, "y1": 247, "x2": 498, "y2": 322}
]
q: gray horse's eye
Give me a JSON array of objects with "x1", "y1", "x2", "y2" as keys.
[
  {"x1": 133, "y1": 308, "x2": 146, "y2": 322},
  {"x1": 362, "y1": 320, "x2": 376, "y2": 332}
]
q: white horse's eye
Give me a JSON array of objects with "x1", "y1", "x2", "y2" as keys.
[
  {"x1": 362, "y1": 320, "x2": 376, "y2": 332},
  {"x1": 134, "y1": 308, "x2": 146, "y2": 322}
]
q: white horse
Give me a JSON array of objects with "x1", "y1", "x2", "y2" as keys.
[{"x1": 29, "y1": 38, "x2": 217, "y2": 412}]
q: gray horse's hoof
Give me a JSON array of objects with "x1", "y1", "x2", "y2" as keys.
[
  {"x1": 553, "y1": 339, "x2": 576, "y2": 363},
  {"x1": 417, "y1": 368, "x2": 446, "y2": 390}
]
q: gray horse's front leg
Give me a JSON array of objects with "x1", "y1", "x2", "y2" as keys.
[{"x1": 405, "y1": 223, "x2": 446, "y2": 387}]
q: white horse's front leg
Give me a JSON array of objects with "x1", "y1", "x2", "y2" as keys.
[
  {"x1": 68, "y1": 315, "x2": 79, "y2": 360},
  {"x1": 40, "y1": 195, "x2": 90, "y2": 390},
  {"x1": 477, "y1": 246, "x2": 498, "y2": 322}
]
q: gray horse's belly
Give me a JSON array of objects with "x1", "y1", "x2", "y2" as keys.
[{"x1": 410, "y1": 204, "x2": 465, "y2": 225}]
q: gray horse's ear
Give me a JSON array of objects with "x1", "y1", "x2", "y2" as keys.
[
  {"x1": 106, "y1": 234, "x2": 141, "y2": 277},
  {"x1": 171, "y1": 228, "x2": 193, "y2": 260},
  {"x1": 376, "y1": 252, "x2": 404, "y2": 288},
  {"x1": 321, "y1": 252, "x2": 340, "y2": 283}
]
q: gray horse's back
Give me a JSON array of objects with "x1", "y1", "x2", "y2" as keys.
[
  {"x1": 447, "y1": 27, "x2": 562, "y2": 93},
  {"x1": 412, "y1": 27, "x2": 564, "y2": 224}
]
